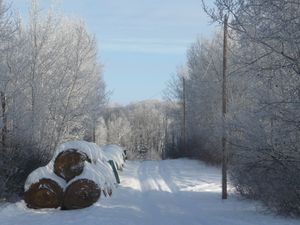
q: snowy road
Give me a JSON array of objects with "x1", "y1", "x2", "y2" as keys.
[{"x1": 0, "y1": 159, "x2": 298, "y2": 225}]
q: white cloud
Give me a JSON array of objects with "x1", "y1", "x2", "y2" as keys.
[{"x1": 100, "y1": 38, "x2": 192, "y2": 54}]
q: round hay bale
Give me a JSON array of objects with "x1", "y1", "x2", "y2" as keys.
[
  {"x1": 24, "y1": 178, "x2": 63, "y2": 209},
  {"x1": 54, "y1": 149, "x2": 91, "y2": 182},
  {"x1": 102, "y1": 144, "x2": 125, "y2": 170},
  {"x1": 62, "y1": 179, "x2": 101, "y2": 210}
]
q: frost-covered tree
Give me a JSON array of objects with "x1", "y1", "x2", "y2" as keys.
[
  {"x1": 164, "y1": 33, "x2": 225, "y2": 163},
  {"x1": 198, "y1": 0, "x2": 300, "y2": 216},
  {"x1": 164, "y1": 0, "x2": 299, "y2": 215},
  {"x1": 101, "y1": 100, "x2": 170, "y2": 160}
]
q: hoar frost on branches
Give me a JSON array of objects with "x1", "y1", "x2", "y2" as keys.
[
  {"x1": 164, "y1": 0, "x2": 300, "y2": 216},
  {"x1": 0, "y1": 0, "x2": 107, "y2": 200}
]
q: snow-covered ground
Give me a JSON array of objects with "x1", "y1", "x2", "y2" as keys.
[{"x1": 0, "y1": 159, "x2": 298, "y2": 225}]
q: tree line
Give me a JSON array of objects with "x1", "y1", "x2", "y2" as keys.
[{"x1": 96, "y1": 100, "x2": 172, "y2": 160}]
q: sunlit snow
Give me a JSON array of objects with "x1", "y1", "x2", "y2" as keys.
[{"x1": 0, "y1": 159, "x2": 298, "y2": 225}]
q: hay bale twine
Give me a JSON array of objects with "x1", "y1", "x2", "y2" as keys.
[
  {"x1": 62, "y1": 179, "x2": 101, "y2": 210},
  {"x1": 54, "y1": 149, "x2": 91, "y2": 182},
  {"x1": 24, "y1": 178, "x2": 63, "y2": 209}
]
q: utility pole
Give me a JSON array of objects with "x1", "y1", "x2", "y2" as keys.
[
  {"x1": 222, "y1": 14, "x2": 228, "y2": 200},
  {"x1": 182, "y1": 76, "x2": 187, "y2": 156}
]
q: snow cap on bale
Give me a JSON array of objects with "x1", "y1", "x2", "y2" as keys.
[
  {"x1": 52, "y1": 141, "x2": 110, "y2": 182},
  {"x1": 68, "y1": 161, "x2": 115, "y2": 195},
  {"x1": 24, "y1": 165, "x2": 66, "y2": 191},
  {"x1": 102, "y1": 144, "x2": 125, "y2": 170},
  {"x1": 53, "y1": 140, "x2": 108, "y2": 164},
  {"x1": 24, "y1": 166, "x2": 66, "y2": 209}
]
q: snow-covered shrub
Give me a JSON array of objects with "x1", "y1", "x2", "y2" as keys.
[
  {"x1": 229, "y1": 111, "x2": 300, "y2": 216},
  {"x1": 230, "y1": 146, "x2": 300, "y2": 216},
  {"x1": 0, "y1": 144, "x2": 49, "y2": 201}
]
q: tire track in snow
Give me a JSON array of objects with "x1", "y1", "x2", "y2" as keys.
[
  {"x1": 138, "y1": 161, "x2": 172, "y2": 192},
  {"x1": 158, "y1": 160, "x2": 180, "y2": 193},
  {"x1": 119, "y1": 161, "x2": 142, "y2": 191},
  {"x1": 160, "y1": 159, "x2": 220, "y2": 192}
]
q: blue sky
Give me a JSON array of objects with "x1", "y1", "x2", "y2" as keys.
[{"x1": 12, "y1": 0, "x2": 216, "y2": 105}]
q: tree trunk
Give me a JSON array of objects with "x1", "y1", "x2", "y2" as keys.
[{"x1": 1, "y1": 91, "x2": 7, "y2": 147}]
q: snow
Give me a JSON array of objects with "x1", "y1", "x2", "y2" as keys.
[
  {"x1": 102, "y1": 144, "x2": 125, "y2": 169},
  {"x1": 1, "y1": 159, "x2": 299, "y2": 225},
  {"x1": 24, "y1": 165, "x2": 66, "y2": 191},
  {"x1": 53, "y1": 141, "x2": 108, "y2": 165}
]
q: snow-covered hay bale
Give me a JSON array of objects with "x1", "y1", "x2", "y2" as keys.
[
  {"x1": 24, "y1": 167, "x2": 65, "y2": 209},
  {"x1": 53, "y1": 149, "x2": 91, "y2": 182},
  {"x1": 62, "y1": 179, "x2": 101, "y2": 210},
  {"x1": 23, "y1": 141, "x2": 119, "y2": 210},
  {"x1": 70, "y1": 161, "x2": 115, "y2": 197},
  {"x1": 102, "y1": 144, "x2": 125, "y2": 170},
  {"x1": 24, "y1": 178, "x2": 64, "y2": 209}
]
